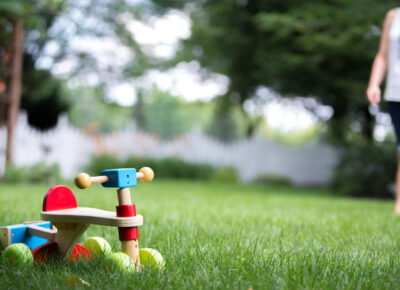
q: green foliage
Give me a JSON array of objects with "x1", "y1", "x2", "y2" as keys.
[
  {"x1": 207, "y1": 96, "x2": 241, "y2": 142},
  {"x1": 252, "y1": 1, "x2": 385, "y2": 143},
  {"x1": 0, "y1": 0, "x2": 161, "y2": 132},
  {"x1": 86, "y1": 154, "x2": 215, "y2": 180},
  {"x1": 145, "y1": 89, "x2": 195, "y2": 139},
  {"x1": 2, "y1": 163, "x2": 61, "y2": 184},
  {"x1": 0, "y1": 0, "x2": 68, "y2": 131},
  {"x1": 0, "y1": 1, "x2": 28, "y2": 19},
  {"x1": 262, "y1": 121, "x2": 319, "y2": 146},
  {"x1": 67, "y1": 86, "x2": 131, "y2": 132},
  {"x1": 1, "y1": 181, "x2": 400, "y2": 288},
  {"x1": 135, "y1": 88, "x2": 211, "y2": 139},
  {"x1": 0, "y1": 0, "x2": 62, "y2": 22},
  {"x1": 67, "y1": 86, "x2": 212, "y2": 135},
  {"x1": 332, "y1": 142, "x2": 397, "y2": 198},
  {"x1": 212, "y1": 167, "x2": 239, "y2": 182},
  {"x1": 133, "y1": 90, "x2": 148, "y2": 132},
  {"x1": 151, "y1": 0, "x2": 397, "y2": 144},
  {"x1": 253, "y1": 173, "x2": 292, "y2": 186}
]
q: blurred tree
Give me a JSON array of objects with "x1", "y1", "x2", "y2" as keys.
[
  {"x1": 144, "y1": 87, "x2": 208, "y2": 139},
  {"x1": 252, "y1": 1, "x2": 388, "y2": 145},
  {"x1": 21, "y1": 54, "x2": 67, "y2": 130},
  {"x1": 150, "y1": 0, "x2": 396, "y2": 144},
  {"x1": 1, "y1": 0, "x2": 171, "y2": 132},
  {"x1": 207, "y1": 96, "x2": 239, "y2": 142},
  {"x1": 20, "y1": 0, "x2": 167, "y2": 132},
  {"x1": 66, "y1": 85, "x2": 132, "y2": 133},
  {"x1": 0, "y1": 0, "x2": 68, "y2": 131},
  {"x1": 133, "y1": 89, "x2": 148, "y2": 132}
]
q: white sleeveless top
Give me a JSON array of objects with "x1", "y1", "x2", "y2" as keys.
[{"x1": 385, "y1": 9, "x2": 400, "y2": 101}]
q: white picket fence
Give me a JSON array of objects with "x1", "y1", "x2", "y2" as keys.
[{"x1": 0, "y1": 113, "x2": 339, "y2": 185}]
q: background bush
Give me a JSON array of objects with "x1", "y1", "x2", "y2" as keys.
[
  {"x1": 2, "y1": 163, "x2": 61, "y2": 184},
  {"x1": 332, "y1": 142, "x2": 397, "y2": 198},
  {"x1": 86, "y1": 155, "x2": 217, "y2": 180},
  {"x1": 252, "y1": 174, "x2": 292, "y2": 186},
  {"x1": 212, "y1": 167, "x2": 239, "y2": 183}
]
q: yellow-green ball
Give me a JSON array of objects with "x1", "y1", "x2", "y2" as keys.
[
  {"x1": 139, "y1": 248, "x2": 165, "y2": 270},
  {"x1": 3, "y1": 243, "x2": 34, "y2": 266},
  {"x1": 105, "y1": 252, "x2": 136, "y2": 273},
  {"x1": 83, "y1": 237, "x2": 112, "y2": 257}
]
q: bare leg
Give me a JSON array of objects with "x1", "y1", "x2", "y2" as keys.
[{"x1": 395, "y1": 152, "x2": 400, "y2": 214}]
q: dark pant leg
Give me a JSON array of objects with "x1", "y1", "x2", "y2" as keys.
[{"x1": 387, "y1": 101, "x2": 400, "y2": 150}]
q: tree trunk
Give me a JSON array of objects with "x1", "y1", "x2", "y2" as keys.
[{"x1": 6, "y1": 20, "x2": 24, "y2": 164}]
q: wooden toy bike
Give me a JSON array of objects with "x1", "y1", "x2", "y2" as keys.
[{"x1": 1, "y1": 167, "x2": 163, "y2": 271}]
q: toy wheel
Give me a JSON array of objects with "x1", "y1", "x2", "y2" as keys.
[
  {"x1": 70, "y1": 244, "x2": 91, "y2": 261},
  {"x1": 83, "y1": 237, "x2": 112, "y2": 257},
  {"x1": 139, "y1": 248, "x2": 165, "y2": 270},
  {"x1": 31, "y1": 242, "x2": 90, "y2": 263},
  {"x1": 2, "y1": 243, "x2": 34, "y2": 266},
  {"x1": 32, "y1": 241, "x2": 58, "y2": 263}
]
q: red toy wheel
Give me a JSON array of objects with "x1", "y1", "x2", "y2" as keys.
[
  {"x1": 70, "y1": 244, "x2": 91, "y2": 261},
  {"x1": 32, "y1": 242, "x2": 90, "y2": 263},
  {"x1": 32, "y1": 241, "x2": 58, "y2": 263}
]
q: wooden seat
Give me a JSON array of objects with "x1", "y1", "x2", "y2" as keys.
[{"x1": 41, "y1": 207, "x2": 143, "y2": 227}]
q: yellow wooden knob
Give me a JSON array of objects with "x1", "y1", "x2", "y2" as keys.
[
  {"x1": 75, "y1": 173, "x2": 92, "y2": 189},
  {"x1": 139, "y1": 167, "x2": 154, "y2": 183}
]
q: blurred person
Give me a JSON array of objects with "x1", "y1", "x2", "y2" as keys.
[{"x1": 367, "y1": 8, "x2": 400, "y2": 213}]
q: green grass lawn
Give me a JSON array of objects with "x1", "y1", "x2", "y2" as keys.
[{"x1": 1, "y1": 180, "x2": 400, "y2": 289}]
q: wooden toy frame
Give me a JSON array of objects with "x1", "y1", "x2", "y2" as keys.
[{"x1": 1, "y1": 167, "x2": 155, "y2": 270}]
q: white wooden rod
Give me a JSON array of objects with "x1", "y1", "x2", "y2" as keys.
[{"x1": 91, "y1": 175, "x2": 108, "y2": 184}]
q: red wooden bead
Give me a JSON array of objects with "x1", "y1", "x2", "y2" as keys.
[
  {"x1": 116, "y1": 204, "x2": 139, "y2": 241},
  {"x1": 118, "y1": 227, "x2": 139, "y2": 241},
  {"x1": 116, "y1": 204, "x2": 136, "y2": 217},
  {"x1": 42, "y1": 185, "x2": 77, "y2": 211}
]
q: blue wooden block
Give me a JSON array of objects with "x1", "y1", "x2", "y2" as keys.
[
  {"x1": 0, "y1": 221, "x2": 52, "y2": 250},
  {"x1": 101, "y1": 168, "x2": 137, "y2": 188}
]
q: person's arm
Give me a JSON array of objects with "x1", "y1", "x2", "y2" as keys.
[{"x1": 366, "y1": 9, "x2": 397, "y2": 105}]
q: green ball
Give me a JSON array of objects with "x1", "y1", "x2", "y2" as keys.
[
  {"x1": 3, "y1": 243, "x2": 34, "y2": 266},
  {"x1": 105, "y1": 252, "x2": 136, "y2": 273},
  {"x1": 139, "y1": 248, "x2": 165, "y2": 270},
  {"x1": 83, "y1": 237, "x2": 112, "y2": 257}
]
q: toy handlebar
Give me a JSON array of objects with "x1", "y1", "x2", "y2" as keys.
[{"x1": 75, "y1": 167, "x2": 154, "y2": 189}]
